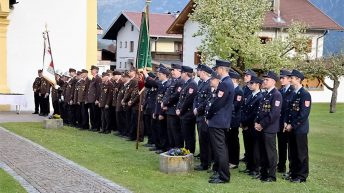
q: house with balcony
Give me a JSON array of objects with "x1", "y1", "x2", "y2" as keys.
[
  {"x1": 166, "y1": 0, "x2": 344, "y2": 102},
  {"x1": 103, "y1": 11, "x2": 182, "y2": 70}
]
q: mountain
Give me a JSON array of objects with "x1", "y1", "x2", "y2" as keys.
[{"x1": 310, "y1": 0, "x2": 344, "y2": 55}]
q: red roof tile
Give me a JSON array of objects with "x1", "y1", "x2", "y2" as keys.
[
  {"x1": 167, "y1": 0, "x2": 343, "y2": 34},
  {"x1": 264, "y1": 0, "x2": 343, "y2": 30},
  {"x1": 124, "y1": 12, "x2": 181, "y2": 38},
  {"x1": 103, "y1": 11, "x2": 182, "y2": 40}
]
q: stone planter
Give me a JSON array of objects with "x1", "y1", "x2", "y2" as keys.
[
  {"x1": 43, "y1": 119, "x2": 63, "y2": 129},
  {"x1": 159, "y1": 152, "x2": 194, "y2": 174}
]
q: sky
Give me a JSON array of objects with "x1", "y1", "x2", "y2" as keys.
[{"x1": 98, "y1": 0, "x2": 344, "y2": 55}]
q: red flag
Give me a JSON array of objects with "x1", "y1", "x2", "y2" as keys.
[{"x1": 42, "y1": 30, "x2": 56, "y2": 85}]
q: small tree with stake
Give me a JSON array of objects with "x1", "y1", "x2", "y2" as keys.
[{"x1": 299, "y1": 54, "x2": 344, "y2": 113}]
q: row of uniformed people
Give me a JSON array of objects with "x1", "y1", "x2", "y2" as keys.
[
  {"x1": 32, "y1": 61, "x2": 311, "y2": 184},
  {"x1": 33, "y1": 66, "x2": 145, "y2": 141},
  {"x1": 140, "y1": 60, "x2": 310, "y2": 184},
  {"x1": 239, "y1": 68, "x2": 311, "y2": 183}
]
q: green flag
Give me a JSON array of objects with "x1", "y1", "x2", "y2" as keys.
[{"x1": 136, "y1": 4, "x2": 152, "y2": 71}]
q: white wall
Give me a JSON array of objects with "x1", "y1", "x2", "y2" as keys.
[
  {"x1": 310, "y1": 77, "x2": 344, "y2": 103},
  {"x1": 258, "y1": 29, "x2": 325, "y2": 59},
  {"x1": 183, "y1": 20, "x2": 203, "y2": 68},
  {"x1": 7, "y1": 0, "x2": 87, "y2": 111},
  {"x1": 116, "y1": 21, "x2": 139, "y2": 70}
]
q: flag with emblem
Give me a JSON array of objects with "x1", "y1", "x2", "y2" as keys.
[
  {"x1": 42, "y1": 29, "x2": 56, "y2": 85},
  {"x1": 136, "y1": 1, "x2": 152, "y2": 71}
]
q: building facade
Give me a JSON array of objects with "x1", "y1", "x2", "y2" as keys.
[
  {"x1": 103, "y1": 11, "x2": 182, "y2": 70},
  {"x1": 0, "y1": 0, "x2": 97, "y2": 111},
  {"x1": 167, "y1": 0, "x2": 344, "y2": 103}
]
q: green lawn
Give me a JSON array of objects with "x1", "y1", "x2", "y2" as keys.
[
  {"x1": 0, "y1": 168, "x2": 27, "y2": 193},
  {"x1": 1, "y1": 103, "x2": 343, "y2": 193}
]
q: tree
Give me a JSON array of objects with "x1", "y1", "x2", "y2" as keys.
[
  {"x1": 190, "y1": 0, "x2": 310, "y2": 73},
  {"x1": 298, "y1": 54, "x2": 344, "y2": 113}
]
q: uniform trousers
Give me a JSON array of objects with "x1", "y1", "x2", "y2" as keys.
[{"x1": 209, "y1": 127, "x2": 230, "y2": 182}]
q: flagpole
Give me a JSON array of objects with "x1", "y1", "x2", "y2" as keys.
[
  {"x1": 45, "y1": 25, "x2": 56, "y2": 77},
  {"x1": 135, "y1": 0, "x2": 151, "y2": 150},
  {"x1": 136, "y1": 87, "x2": 146, "y2": 150},
  {"x1": 146, "y1": 0, "x2": 151, "y2": 69}
]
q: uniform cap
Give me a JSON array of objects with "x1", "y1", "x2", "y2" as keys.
[
  {"x1": 244, "y1": 69, "x2": 257, "y2": 77},
  {"x1": 289, "y1": 69, "x2": 304, "y2": 80},
  {"x1": 197, "y1": 64, "x2": 213, "y2": 74},
  {"x1": 280, "y1": 69, "x2": 291, "y2": 77},
  {"x1": 263, "y1": 71, "x2": 279, "y2": 82},
  {"x1": 250, "y1": 76, "x2": 263, "y2": 84},
  {"x1": 214, "y1": 60, "x2": 231, "y2": 68},
  {"x1": 229, "y1": 71, "x2": 241, "y2": 79},
  {"x1": 181, "y1": 66, "x2": 193, "y2": 73}
]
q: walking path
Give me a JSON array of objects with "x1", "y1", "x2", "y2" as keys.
[{"x1": 0, "y1": 112, "x2": 131, "y2": 193}]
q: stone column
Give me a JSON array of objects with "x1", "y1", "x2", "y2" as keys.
[
  {"x1": 86, "y1": 0, "x2": 97, "y2": 71},
  {"x1": 0, "y1": 0, "x2": 10, "y2": 93},
  {"x1": 0, "y1": 0, "x2": 10, "y2": 110}
]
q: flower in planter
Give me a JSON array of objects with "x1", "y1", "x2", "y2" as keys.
[
  {"x1": 166, "y1": 148, "x2": 191, "y2": 156},
  {"x1": 49, "y1": 114, "x2": 62, "y2": 119}
]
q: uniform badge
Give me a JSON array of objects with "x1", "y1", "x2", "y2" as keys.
[
  {"x1": 177, "y1": 87, "x2": 182, "y2": 92},
  {"x1": 218, "y1": 91, "x2": 224, "y2": 98},
  {"x1": 237, "y1": 96, "x2": 242, "y2": 101},
  {"x1": 189, "y1": 88, "x2": 194, "y2": 94},
  {"x1": 305, "y1": 101, "x2": 310, "y2": 107},
  {"x1": 275, "y1": 100, "x2": 280, "y2": 107}
]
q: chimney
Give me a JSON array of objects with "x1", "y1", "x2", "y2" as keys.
[
  {"x1": 272, "y1": 0, "x2": 284, "y2": 23},
  {"x1": 273, "y1": 0, "x2": 280, "y2": 14}
]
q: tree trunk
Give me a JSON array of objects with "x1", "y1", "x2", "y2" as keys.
[{"x1": 329, "y1": 79, "x2": 340, "y2": 113}]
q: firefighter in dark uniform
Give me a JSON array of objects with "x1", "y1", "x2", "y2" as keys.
[
  {"x1": 241, "y1": 69, "x2": 257, "y2": 163},
  {"x1": 128, "y1": 69, "x2": 141, "y2": 141},
  {"x1": 193, "y1": 64, "x2": 213, "y2": 171},
  {"x1": 227, "y1": 71, "x2": 244, "y2": 169},
  {"x1": 254, "y1": 71, "x2": 282, "y2": 182},
  {"x1": 99, "y1": 72, "x2": 113, "y2": 134},
  {"x1": 143, "y1": 68, "x2": 165, "y2": 151},
  {"x1": 32, "y1": 69, "x2": 42, "y2": 114},
  {"x1": 115, "y1": 72, "x2": 127, "y2": 136},
  {"x1": 141, "y1": 71, "x2": 158, "y2": 147},
  {"x1": 176, "y1": 66, "x2": 198, "y2": 154},
  {"x1": 240, "y1": 76, "x2": 263, "y2": 177},
  {"x1": 152, "y1": 65, "x2": 171, "y2": 154},
  {"x1": 284, "y1": 69, "x2": 311, "y2": 183},
  {"x1": 72, "y1": 71, "x2": 82, "y2": 127},
  {"x1": 110, "y1": 71, "x2": 123, "y2": 133},
  {"x1": 39, "y1": 77, "x2": 51, "y2": 117},
  {"x1": 74, "y1": 69, "x2": 90, "y2": 130},
  {"x1": 63, "y1": 68, "x2": 77, "y2": 126},
  {"x1": 121, "y1": 68, "x2": 139, "y2": 139},
  {"x1": 162, "y1": 63, "x2": 184, "y2": 149},
  {"x1": 205, "y1": 60, "x2": 234, "y2": 184},
  {"x1": 86, "y1": 65, "x2": 102, "y2": 132},
  {"x1": 51, "y1": 72, "x2": 63, "y2": 115},
  {"x1": 60, "y1": 72, "x2": 69, "y2": 122},
  {"x1": 277, "y1": 70, "x2": 294, "y2": 173}
]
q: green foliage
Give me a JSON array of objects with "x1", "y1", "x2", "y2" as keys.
[
  {"x1": 298, "y1": 53, "x2": 344, "y2": 81},
  {"x1": 190, "y1": 0, "x2": 311, "y2": 73}
]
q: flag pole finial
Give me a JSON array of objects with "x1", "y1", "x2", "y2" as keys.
[
  {"x1": 146, "y1": 0, "x2": 151, "y2": 4},
  {"x1": 44, "y1": 23, "x2": 49, "y2": 34}
]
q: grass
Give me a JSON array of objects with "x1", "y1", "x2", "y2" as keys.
[
  {"x1": 0, "y1": 168, "x2": 27, "y2": 193},
  {"x1": 0, "y1": 103, "x2": 343, "y2": 193}
]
